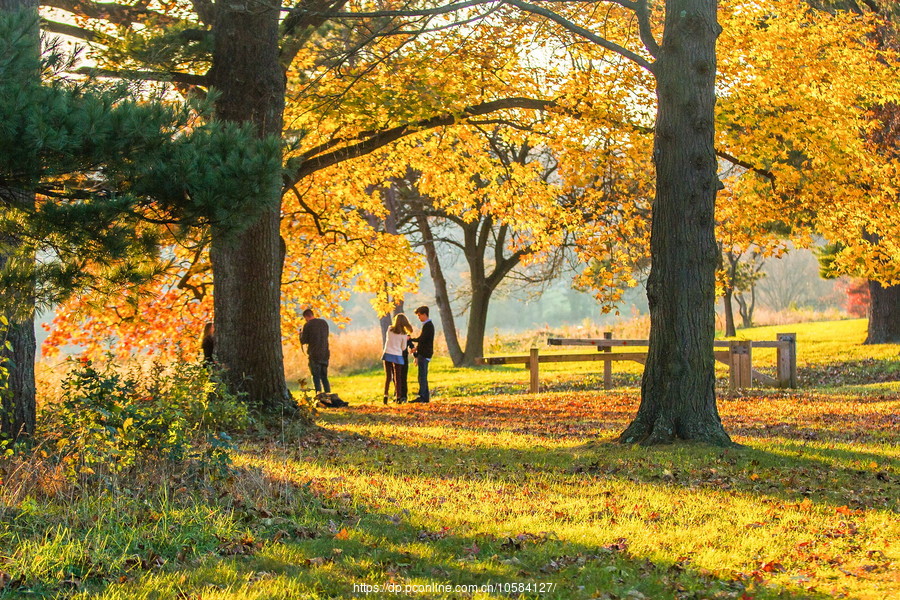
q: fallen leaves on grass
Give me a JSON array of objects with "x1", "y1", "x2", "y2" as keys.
[
  {"x1": 418, "y1": 526, "x2": 451, "y2": 541},
  {"x1": 602, "y1": 538, "x2": 629, "y2": 553},
  {"x1": 497, "y1": 531, "x2": 556, "y2": 552},
  {"x1": 305, "y1": 556, "x2": 330, "y2": 567},
  {"x1": 215, "y1": 534, "x2": 260, "y2": 556},
  {"x1": 124, "y1": 552, "x2": 165, "y2": 571}
]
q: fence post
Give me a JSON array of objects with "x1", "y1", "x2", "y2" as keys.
[
  {"x1": 776, "y1": 333, "x2": 797, "y2": 388},
  {"x1": 729, "y1": 340, "x2": 752, "y2": 390},
  {"x1": 603, "y1": 331, "x2": 613, "y2": 390},
  {"x1": 529, "y1": 347, "x2": 540, "y2": 393}
]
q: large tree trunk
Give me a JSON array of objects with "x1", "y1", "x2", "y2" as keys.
[
  {"x1": 620, "y1": 0, "x2": 731, "y2": 446},
  {"x1": 208, "y1": 1, "x2": 292, "y2": 411},
  {"x1": 460, "y1": 279, "x2": 491, "y2": 366},
  {"x1": 0, "y1": 316, "x2": 35, "y2": 441},
  {"x1": 861, "y1": 11, "x2": 900, "y2": 343},
  {"x1": 865, "y1": 280, "x2": 900, "y2": 344},
  {"x1": 722, "y1": 286, "x2": 736, "y2": 337},
  {"x1": 0, "y1": 0, "x2": 37, "y2": 442},
  {"x1": 416, "y1": 214, "x2": 464, "y2": 365},
  {"x1": 380, "y1": 185, "x2": 405, "y2": 338}
]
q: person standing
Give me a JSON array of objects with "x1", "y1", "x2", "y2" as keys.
[
  {"x1": 201, "y1": 322, "x2": 215, "y2": 365},
  {"x1": 410, "y1": 306, "x2": 434, "y2": 403},
  {"x1": 382, "y1": 313, "x2": 413, "y2": 404},
  {"x1": 300, "y1": 308, "x2": 330, "y2": 397}
]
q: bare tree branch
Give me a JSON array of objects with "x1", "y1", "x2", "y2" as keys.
[{"x1": 175, "y1": 242, "x2": 210, "y2": 302}]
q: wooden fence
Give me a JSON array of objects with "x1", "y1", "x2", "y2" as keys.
[{"x1": 475, "y1": 333, "x2": 797, "y2": 393}]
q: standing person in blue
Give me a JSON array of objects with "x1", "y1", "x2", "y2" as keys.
[
  {"x1": 382, "y1": 313, "x2": 413, "y2": 404},
  {"x1": 300, "y1": 308, "x2": 331, "y2": 398},
  {"x1": 410, "y1": 305, "x2": 434, "y2": 403}
]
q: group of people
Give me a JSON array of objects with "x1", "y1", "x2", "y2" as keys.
[
  {"x1": 299, "y1": 305, "x2": 434, "y2": 405},
  {"x1": 379, "y1": 306, "x2": 434, "y2": 404},
  {"x1": 202, "y1": 305, "x2": 435, "y2": 406}
]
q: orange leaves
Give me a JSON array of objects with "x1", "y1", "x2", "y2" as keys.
[
  {"x1": 835, "y1": 505, "x2": 864, "y2": 517},
  {"x1": 759, "y1": 560, "x2": 785, "y2": 574},
  {"x1": 44, "y1": 284, "x2": 213, "y2": 361}
]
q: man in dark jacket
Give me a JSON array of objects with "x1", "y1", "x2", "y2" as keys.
[
  {"x1": 300, "y1": 308, "x2": 330, "y2": 395},
  {"x1": 410, "y1": 305, "x2": 434, "y2": 403}
]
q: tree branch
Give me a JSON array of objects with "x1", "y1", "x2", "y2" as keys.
[
  {"x1": 41, "y1": 18, "x2": 99, "y2": 43},
  {"x1": 598, "y1": 0, "x2": 659, "y2": 54},
  {"x1": 282, "y1": 0, "x2": 656, "y2": 72},
  {"x1": 283, "y1": 0, "x2": 493, "y2": 20},
  {"x1": 283, "y1": 96, "x2": 554, "y2": 188},
  {"x1": 175, "y1": 242, "x2": 210, "y2": 302},
  {"x1": 280, "y1": 0, "x2": 350, "y2": 69},
  {"x1": 494, "y1": 222, "x2": 508, "y2": 267},
  {"x1": 430, "y1": 235, "x2": 467, "y2": 252},
  {"x1": 503, "y1": 0, "x2": 655, "y2": 73},
  {"x1": 476, "y1": 213, "x2": 493, "y2": 257},
  {"x1": 716, "y1": 149, "x2": 776, "y2": 187},
  {"x1": 41, "y1": 0, "x2": 178, "y2": 26},
  {"x1": 487, "y1": 246, "x2": 529, "y2": 289},
  {"x1": 74, "y1": 66, "x2": 208, "y2": 87},
  {"x1": 634, "y1": 0, "x2": 660, "y2": 57}
]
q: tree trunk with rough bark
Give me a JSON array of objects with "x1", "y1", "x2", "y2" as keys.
[
  {"x1": 736, "y1": 284, "x2": 756, "y2": 328},
  {"x1": 722, "y1": 286, "x2": 736, "y2": 337},
  {"x1": 0, "y1": 315, "x2": 35, "y2": 441},
  {"x1": 0, "y1": 0, "x2": 37, "y2": 442},
  {"x1": 460, "y1": 279, "x2": 491, "y2": 366},
  {"x1": 207, "y1": 1, "x2": 292, "y2": 411},
  {"x1": 865, "y1": 280, "x2": 900, "y2": 344},
  {"x1": 416, "y1": 214, "x2": 464, "y2": 365},
  {"x1": 619, "y1": 0, "x2": 731, "y2": 446}
]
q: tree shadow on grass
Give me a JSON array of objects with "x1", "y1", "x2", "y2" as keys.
[
  {"x1": 18, "y1": 456, "x2": 842, "y2": 600},
  {"x1": 164, "y1": 464, "x2": 839, "y2": 600},
  {"x1": 94, "y1": 511, "x2": 836, "y2": 599},
  {"x1": 313, "y1": 394, "x2": 899, "y2": 515}
]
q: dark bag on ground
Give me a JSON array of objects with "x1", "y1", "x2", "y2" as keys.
[{"x1": 317, "y1": 393, "x2": 348, "y2": 408}]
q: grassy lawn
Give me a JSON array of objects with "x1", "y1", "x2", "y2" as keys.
[{"x1": 1, "y1": 320, "x2": 898, "y2": 599}]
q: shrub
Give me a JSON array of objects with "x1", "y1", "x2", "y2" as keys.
[{"x1": 45, "y1": 358, "x2": 248, "y2": 480}]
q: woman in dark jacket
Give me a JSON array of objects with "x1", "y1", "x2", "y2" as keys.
[{"x1": 201, "y1": 322, "x2": 215, "y2": 365}]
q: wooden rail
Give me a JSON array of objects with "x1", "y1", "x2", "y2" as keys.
[{"x1": 476, "y1": 333, "x2": 797, "y2": 393}]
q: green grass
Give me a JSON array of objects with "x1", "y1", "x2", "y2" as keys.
[
  {"x1": 1, "y1": 319, "x2": 898, "y2": 599},
  {"x1": 728, "y1": 319, "x2": 900, "y2": 392}
]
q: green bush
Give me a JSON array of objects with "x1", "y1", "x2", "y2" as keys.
[{"x1": 47, "y1": 358, "x2": 248, "y2": 479}]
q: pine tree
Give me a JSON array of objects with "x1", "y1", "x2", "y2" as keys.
[{"x1": 0, "y1": 8, "x2": 281, "y2": 440}]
